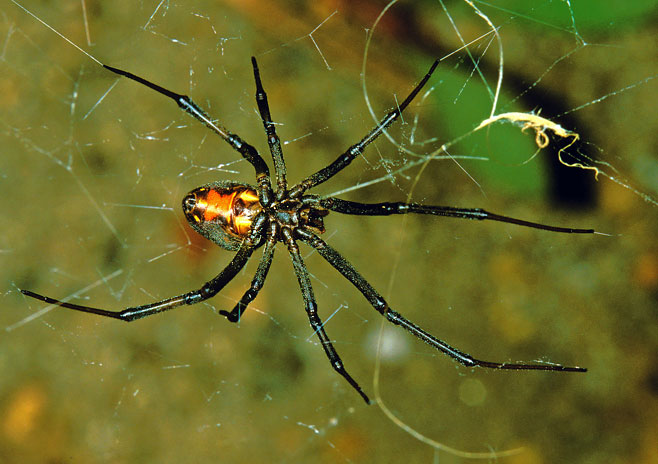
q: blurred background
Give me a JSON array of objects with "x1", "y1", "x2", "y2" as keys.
[{"x1": 1, "y1": 0, "x2": 656, "y2": 462}]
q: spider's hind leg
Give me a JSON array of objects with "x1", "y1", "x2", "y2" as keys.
[
  {"x1": 220, "y1": 228, "x2": 277, "y2": 323},
  {"x1": 20, "y1": 238, "x2": 259, "y2": 322},
  {"x1": 251, "y1": 57, "x2": 287, "y2": 198}
]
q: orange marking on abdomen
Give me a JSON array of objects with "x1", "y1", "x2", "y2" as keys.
[{"x1": 203, "y1": 189, "x2": 237, "y2": 222}]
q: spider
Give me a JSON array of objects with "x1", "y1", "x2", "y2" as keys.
[{"x1": 20, "y1": 56, "x2": 595, "y2": 404}]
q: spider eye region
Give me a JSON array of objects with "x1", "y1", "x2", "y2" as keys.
[{"x1": 182, "y1": 182, "x2": 262, "y2": 251}]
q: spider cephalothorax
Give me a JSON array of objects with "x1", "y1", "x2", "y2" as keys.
[{"x1": 21, "y1": 56, "x2": 594, "y2": 404}]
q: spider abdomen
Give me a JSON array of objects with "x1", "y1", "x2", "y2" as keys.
[{"x1": 183, "y1": 182, "x2": 262, "y2": 250}]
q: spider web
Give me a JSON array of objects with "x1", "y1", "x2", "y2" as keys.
[{"x1": 1, "y1": 1, "x2": 656, "y2": 463}]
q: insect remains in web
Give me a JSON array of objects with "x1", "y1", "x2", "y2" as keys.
[{"x1": 20, "y1": 54, "x2": 596, "y2": 405}]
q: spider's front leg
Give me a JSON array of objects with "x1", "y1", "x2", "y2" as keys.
[
  {"x1": 296, "y1": 228, "x2": 587, "y2": 374},
  {"x1": 283, "y1": 229, "x2": 371, "y2": 404},
  {"x1": 318, "y1": 197, "x2": 595, "y2": 234},
  {"x1": 288, "y1": 59, "x2": 440, "y2": 198}
]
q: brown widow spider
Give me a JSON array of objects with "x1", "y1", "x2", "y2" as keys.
[{"x1": 21, "y1": 56, "x2": 594, "y2": 404}]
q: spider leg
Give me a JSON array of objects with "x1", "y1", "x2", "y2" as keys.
[
  {"x1": 295, "y1": 227, "x2": 587, "y2": 373},
  {"x1": 251, "y1": 57, "x2": 287, "y2": 199},
  {"x1": 283, "y1": 229, "x2": 371, "y2": 404},
  {"x1": 317, "y1": 197, "x2": 595, "y2": 234},
  {"x1": 102, "y1": 64, "x2": 274, "y2": 205},
  {"x1": 220, "y1": 223, "x2": 277, "y2": 322},
  {"x1": 289, "y1": 60, "x2": 440, "y2": 198},
  {"x1": 21, "y1": 215, "x2": 267, "y2": 322}
]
